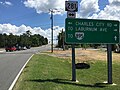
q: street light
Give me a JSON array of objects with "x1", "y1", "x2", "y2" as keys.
[{"x1": 49, "y1": 9, "x2": 61, "y2": 53}]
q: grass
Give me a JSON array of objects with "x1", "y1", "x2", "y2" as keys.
[{"x1": 13, "y1": 54, "x2": 120, "y2": 90}]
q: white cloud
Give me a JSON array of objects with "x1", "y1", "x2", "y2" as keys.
[
  {"x1": 0, "y1": 1, "x2": 12, "y2": 6},
  {"x1": 0, "y1": 2, "x2": 3, "y2": 4},
  {"x1": 78, "y1": 0, "x2": 120, "y2": 21},
  {"x1": 108, "y1": 0, "x2": 120, "y2": 5},
  {"x1": 24, "y1": 0, "x2": 66, "y2": 14},
  {"x1": 89, "y1": 0, "x2": 120, "y2": 20},
  {"x1": 5, "y1": 1, "x2": 12, "y2": 6},
  {"x1": 0, "y1": 24, "x2": 18, "y2": 34},
  {"x1": 79, "y1": 0, "x2": 100, "y2": 18},
  {"x1": 90, "y1": 5, "x2": 120, "y2": 20},
  {"x1": 0, "y1": 24, "x2": 64, "y2": 43}
]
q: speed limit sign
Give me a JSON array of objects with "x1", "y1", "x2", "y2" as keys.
[{"x1": 65, "y1": 1, "x2": 78, "y2": 12}]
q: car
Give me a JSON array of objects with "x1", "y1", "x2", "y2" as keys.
[
  {"x1": 26, "y1": 46, "x2": 31, "y2": 49},
  {"x1": 21, "y1": 46, "x2": 27, "y2": 50},
  {"x1": 16, "y1": 46, "x2": 21, "y2": 51},
  {"x1": 5, "y1": 46, "x2": 16, "y2": 52}
]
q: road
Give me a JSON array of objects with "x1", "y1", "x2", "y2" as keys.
[{"x1": 0, "y1": 45, "x2": 50, "y2": 90}]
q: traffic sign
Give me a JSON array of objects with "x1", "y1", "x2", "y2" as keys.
[
  {"x1": 65, "y1": 18, "x2": 120, "y2": 44},
  {"x1": 65, "y1": 1, "x2": 78, "y2": 12},
  {"x1": 67, "y1": 11, "x2": 76, "y2": 18}
]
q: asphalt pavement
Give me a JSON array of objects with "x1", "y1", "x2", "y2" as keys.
[{"x1": 0, "y1": 45, "x2": 51, "y2": 90}]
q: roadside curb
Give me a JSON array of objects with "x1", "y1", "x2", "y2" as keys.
[{"x1": 8, "y1": 54, "x2": 34, "y2": 90}]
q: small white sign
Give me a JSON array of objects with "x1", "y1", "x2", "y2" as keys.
[
  {"x1": 67, "y1": 12, "x2": 76, "y2": 18},
  {"x1": 65, "y1": 1, "x2": 78, "y2": 12}
]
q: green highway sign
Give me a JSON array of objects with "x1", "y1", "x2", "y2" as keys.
[{"x1": 65, "y1": 18, "x2": 120, "y2": 44}]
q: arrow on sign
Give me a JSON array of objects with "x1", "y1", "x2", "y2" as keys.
[
  {"x1": 114, "y1": 36, "x2": 117, "y2": 41},
  {"x1": 114, "y1": 29, "x2": 118, "y2": 32},
  {"x1": 68, "y1": 13, "x2": 75, "y2": 16},
  {"x1": 67, "y1": 12, "x2": 76, "y2": 18},
  {"x1": 114, "y1": 24, "x2": 118, "y2": 27}
]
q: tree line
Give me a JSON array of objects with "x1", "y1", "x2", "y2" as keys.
[{"x1": 0, "y1": 30, "x2": 48, "y2": 48}]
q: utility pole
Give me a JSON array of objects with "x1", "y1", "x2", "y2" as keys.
[
  {"x1": 50, "y1": 9, "x2": 54, "y2": 53},
  {"x1": 49, "y1": 9, "x2": 60, "y2": 53}
]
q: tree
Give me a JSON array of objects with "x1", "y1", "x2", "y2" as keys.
[
  {"x1": 0, "y1": 31, "x2": 48, "y2": 48},
  {"x1": 26, "y1": 30, "x2": 32, "y2": 37},
  {"x1": 5, "y1": 33, "x2": 17, "y2": 47},
  {"x1": 0, "y1": 34, "x2": 5, "y2": 47},
  {"x1": 57, "y1": 29, "x2": 65, "y2": 50}
]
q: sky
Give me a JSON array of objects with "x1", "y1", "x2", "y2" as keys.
[{"x1": 0, "y1": 0, "x2": 120, "y2": 43}]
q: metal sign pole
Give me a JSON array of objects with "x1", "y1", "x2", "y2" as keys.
[
  {"x1": 65, "y1": 0, "x2": 78, "y2": 81},
  {"x1": 107, "y1": 44, "x2": 112, "y2": 84},
  {"x1": 72, "y1": 44, "x2": 76, "y2": 81}
]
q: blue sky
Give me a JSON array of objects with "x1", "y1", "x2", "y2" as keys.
[
  {"x1": 0, "y1": 0, "x2": 120, "y2": 43},
  {"x1": 98, "y1": 0, "x2": 109, "y2": 10},
  {"x1": 0, "y1": 0, "x2": 65, "y2": 29},
  {"x1": 0, "y1": 0, "x2": 109, "y2": 28}
]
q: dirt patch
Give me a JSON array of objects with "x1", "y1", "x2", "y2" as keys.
[{"x1": 46, "y1": 48, "x2": 120, "y2": 62}]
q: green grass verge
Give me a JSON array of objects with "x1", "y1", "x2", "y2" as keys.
[{"x1": 13, "y1": 54, "x2": 120, "y2": 90}]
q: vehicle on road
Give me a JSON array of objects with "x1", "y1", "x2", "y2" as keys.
[
  {"x1": 16, "y1": 46, "x2": 22, "y2": 51},
  {"x1": 113, "y1": 44, "x2": 120, "y2": 53},
  {"x1": 5, "y1": 46, "x2": 16, "y2": 52},
  {"x1": 21, "y1": 46, "x2": 27, "y2": 50},
  {"x1": 26, "y1": 46, "x2": 31, "y2": 49}
]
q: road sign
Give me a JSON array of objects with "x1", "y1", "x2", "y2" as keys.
[
  {"x1": 65, "y1": 1, "x2": 77, "y2": 82},
  {"x1": 65, "y1": 18, "x2": 120, "y2": 44},
  {"x1": 67, "y1": 11, "x2": 76, "y2": 18},
  {"x1": 65, "y1": 1, "x2": 78, "y2": 12}
]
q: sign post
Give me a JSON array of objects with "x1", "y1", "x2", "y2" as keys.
[
  {"x1": 71, "y1": 44, "x2": 76, "y2": 81},
  {"x1": 107, "y1": 44, "x2": 112, "y2": 84},
  {"x1": 65, "y1": 1, "x2": 78, "y2": 82},
  {"x1": 65, "y1": 18, "x2": 119, "y2": 84}
]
